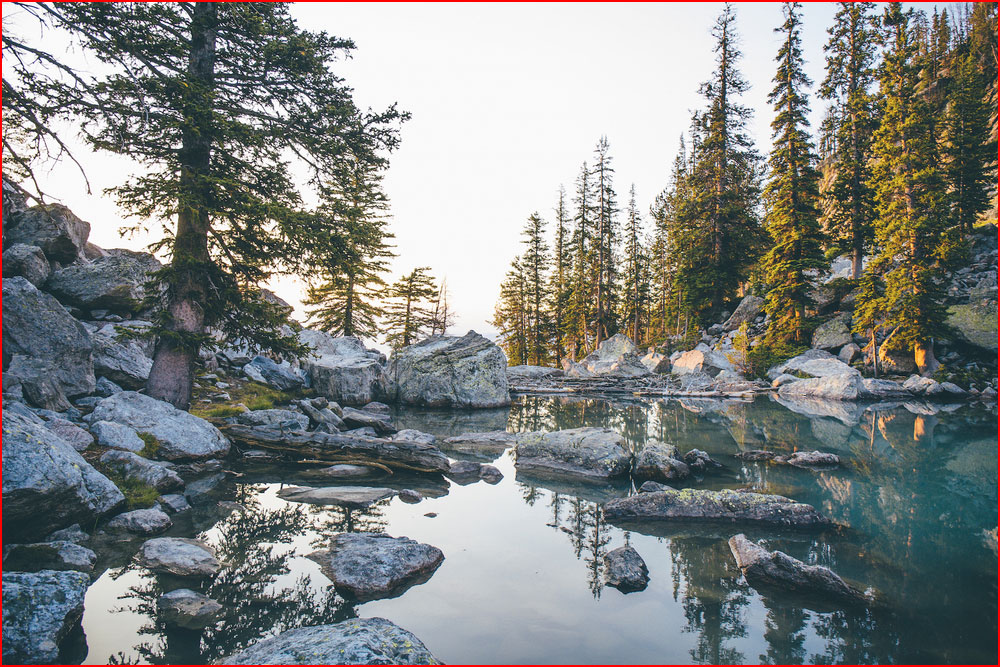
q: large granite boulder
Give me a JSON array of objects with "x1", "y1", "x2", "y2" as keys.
[
  {"x1": 99, "y1": 450, "x2": 184, "y2": 492},
  {"x1": 2, "y1": 570, "x2": 90, "y2": 664},
  {"x1": 580, "y1": 334, "x2": 651, "y2": 377},
  {"x1": 515, "y1": 427, "x2": 632, "y2": 480},
  {"x1": 45, "y1": 249, "x2": 161, "y2": 315},
  {"x1": 299, "y1": 331, "x2": 386, "y2": 406},
  {"x1": 88, "y1": 391, "x2": 229, "y2": 461},
  {"x1": 777, "y1": 373, "x2": 864, "y2": 401},
  {"x1": 672, "y1": 346, "x2": 734, "y2": 378},
  {"x1": 3, "y1": 410, "x2": 125, "y2": 542},
  {"x1": 244, "y1": 355, "x2": 304, "y2": 392},
  {"x1": 220, "y1": 617, "x2": 440, "y2": 665},
  {"x1": 3, "y1": 203, "x2": 90, "y2": 264},
  {"x1": 768, "y1": 349, "x2": 859, "y2": 381},
  {"x1": 2, "y1": 277, "x2": 95, "y2": 400},
  {"x1": 723, "y1": 294, "x2": 765, "y2": 331},
  {"x1": 384, "y1": 331, "x2": 510, "y2": 408},
  {"x1": 632, "y1": 441, "x2": 690, "y2": 482},
  {"x1": 2, "y1": 243, "x2": 49, "y2": 287},
  {"x1": 947, "y1": 302, "x2": 998, "y2": 352},
  {"x1": 811, "y1": 313, "x2": 853, "y2": 350}
]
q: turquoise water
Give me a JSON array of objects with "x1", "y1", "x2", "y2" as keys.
[{"x1": 80, "y1": 395, "x2": 997, "y2": 664}]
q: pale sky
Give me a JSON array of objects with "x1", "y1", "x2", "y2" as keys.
[{"x1": 4, "y1": 2, "x2": 952, "y2": 349}]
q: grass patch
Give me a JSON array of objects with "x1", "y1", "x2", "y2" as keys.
[
  {"x1": 199, "y1": 405, "x2": 246, "y2": 419},
  {"x1": 92, "y1": 463, "x2": 161, "y2": 510},
  {"x1": 136, "y1": 432, "x2": 162, "y2": 459},
  {"x1": 189, "y1": 378, "x2": 313, "y2": 419},
  {"x1": 745, "y1": 340, "x2": 809, "y2": 380}
]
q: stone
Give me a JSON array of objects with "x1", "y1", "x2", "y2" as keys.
[
  {"x1": 341, "y1": 406, "x2": 396, "y2": 435},
  {"x1": 603, "y1": 488, "x2": 830, "y2": 528},
  {"x1": 561, "y1": 357, "x2": 595, "y2": 378},
  {"x1": 45, "y1": 525, "x2": 89, "y2": 543},
  {"x1": 507, "y1": 365, "x2": 564, "y2": 379},
  {"x1": 515, "y1": 427, "x2": 631, "y2": 480},
  {"x1": 838, "y1": 343, "x2": 860, "y2": 364},
  {"x1": 729, "y1": 534, "x2": 871, "y2": 606},
  {"x1": 106, "y1": 508, "x2": 173, "y2": 536},
  {"x1": 385, "y1": 331, "x2": 510, "y2": 408},
  {"x1": 99, "y1": 450, "x2": 184, "y2": 492},
  {"x1": 580, "y1": 334, "x2": 651, "y2": 377},
  {"x1": 860, "y1": 378, "x2": 910, "y2": 398},
  {"x1": 778, "y1": 373, "x2": 865, "y2": 401},
  {"x1": 877, "y1": 342, "x2": 917, "y2": 375},
  {"x1": 677, "y1": 371, "x2": 715, "y2": 391},
  {"x1": 137, "y1": 537, "x2": 220, "y2": 578},
  {"x1": 303, "y1": 464, "x2": 379, "y2": 480},
  {"x1": 771, "y1": 373, "x2": 800, "y2": 388},
  {"x1": 768, "y1": 349, "x2": 859, "y2": 380},
  {"x1": 398, "y1": 489, "x2": 423, "y2": 503},
  {"x1": 2, "y1": 277, "x2": 95, "y2": 400},
  {"x1": 299, "y1": 331, "x2": 387, "y2": 406},
  {"x1": 95, "y1": 376, "x2": 124, "y2": 397},
  {"x1": 671, "y1": 348, "x2": 734, "y2": 378},
  {"x1": 88, "y1": 392, "x2": 230, "y2": 461},
  {"x1": 603, "y1": 545, "x2": 649, "y2": 592},
  {"x1": 3, "y1": 203, "x2": 90, "y2": 263},
  {"x1": 159, "y1": 494, "x2": 192, "y2": 514},
  {"x1": 2, "y1": 410, "x2": 125, "y2": 542},
  {"x1": 723, "y1": 295, "x2": 765, "y2": 331},
  {"x1": 2, "y1": 570, "x2": 90, "y2": 664},
  {"x1": 307, "y1": 533, "x2": 444, "y2": 601},
  {"x1": 297, "y1": 400, "x2": 344, "y2": 430},
  {"x1": 91, "y1": 329, "x2": 153, "y2": 390},
  {"x1": 946, "y1": 302, "x2": 998, "y2": 352},
  {"x1": 2, "y1": 243, "x2": 49, "y2": 286},
  {"x1": 683, "y1": 448, "x2": 723, "y2": 472},
  {"x1": 45, "y1": 249, "x2": 161, "y2": 314},
  {"x1": 633, "y1": 441, "x2": 690, "y2": 482},
  {"x1": 4, "y1": 356, "x2": 72, "y2": 411},
  {"x1": 811, "y1": 313, "x2": 853, "y2": 350},
  {"x1": 219, "y1": 617, "x2": 440, "y2": 665},
  {"x1": 478, "y1": 464, "x2": 503, "y2": 484},
  {"x1": 638, "y1": 480, "x2": 674, "y2": 493},
  {"x1": 45, "y1": 417, "x2": 94, "y2": 452},
  {"x1": 91, "y1": 420, "x2": 145, "y2": 452},
  {"x1": 392, "y1": 429, "x2": 437, "y2": 445},
  {"x1": 157, "y1": 589, "x2": 223, "y2": 630},
  {"x1": 359, "y1": 401, "x2": 388, "y2": 415},
  {"x1": 277, "y1": 485, "x2": 396, "y2": 509},
  {"x1": 2, "y1": 541, "x2": 96, "y2": 573},
  {"x1": 441, "y1": 430, "x2": 517, "y2": 457},
  {"x1": 234, "y1": 408, "x2": 309, "y2": 431},
  {"x1": 244, "y1": 355, "x2": 304, "y2": 392},
  {"x1": 782, "y1": 451, "x2": 840, "y2": 468},
  {"x1": 640, "y1": 351, "x2": 671, "y2": 374}
]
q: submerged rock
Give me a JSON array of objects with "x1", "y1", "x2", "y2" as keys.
[
  {"x1": 106, "y1": 508, "x2": 173, "y2": 536},
  {"x1": 157, "y1": 589, "x2": 223, "y2": 630},
  {"x1": 515, "y1": 427, "x2": 632, "y2": 481},
  {"x1": 308, "y1": 533, "x2": 444, "y2": 601},
  {"x1": 277, "y1": 485, "x2": 396, "y2": 509},
  {"x1": 392, "y1": 429, "x2": 437, "y2": 445},
  {"x1": 683, "y1": 449, "x2": 723, "y2": 472},
  {"x1": 2, "y1": 569, "x2": 90, "y2": 664},
  {"x1": 2, "y1": 541, "x2": 96, "y2": 573},
  {"x1": 138, "y1": 537, "x2": 220, "y2": 578},
  {"x1": 219, "y1": 617, "x2": 441, "y2": 665},
  {"x1": 603, "y1": 545, "x2": 650, "y2": 592},
  {"x1": 441, "y1": 430, "x2": 517, "y2": 457},
  {"x1": 302, "y1": 464, "x2": 380, "y2": 480}
]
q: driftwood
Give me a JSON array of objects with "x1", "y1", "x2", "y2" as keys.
[{"x1": 221, "y1": 424, "x2": 450, "y2": 474}]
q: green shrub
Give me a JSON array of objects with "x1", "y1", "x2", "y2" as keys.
[{"x1": 745, "y1": 339, "x2": 809, "y2": 380}]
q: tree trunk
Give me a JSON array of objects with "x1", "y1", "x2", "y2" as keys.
[
  {"x1": 914, "y1": 339, "x2": 940, "y2": 375},
  {"x1": 146, "y1": 3, "x2": 217, "y2": 410}
]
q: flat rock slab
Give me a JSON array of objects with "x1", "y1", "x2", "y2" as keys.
[
  {"x1": 2, "y1": 569, "x2": 90, "y2": 664},
  {"x1": 157, "y1": 589, "x2": 223, "y2": 630},
  {"x1": 441, "y1": 431, "x2": 517, "y2": 457},
  {"x1": 603, "y1": 488, "x2": 831, "y2": 529},
  {"x1": 138, "y1": 537, "x2": 220, "y2": 578},
  {"x1": 2, "y1": 541, "x2": 96, "y2": 573},
  {"x1": 277, "y1": 486, "x2": 396, "y2": 509},
  {"x1": 604, "y1": 546, "x2": 649, "y2": 592},
  {"x1": 736, "y1": 450, "x2": 840, "y2": 469},
  {"x1": 515, "y1": 427, "x2": 632, "y2": 481},
  {"x1": 220, "y1": 617, "x2": 441, "y2": 665},
  {"x1": 308, "y1": 533, "x2": 444, "y2": 601}
]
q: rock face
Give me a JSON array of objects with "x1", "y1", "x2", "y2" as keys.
[
  {"x1": 778, "y1": 373, "x2": 864, "y2": 401},
  {"x1": 157, "y1": 589, "x2": 223, "y2": 630},
  {"x1": 603, "y1": 488, "x2": 830, "y2": 528},
  {"x1": 2, "y1": 569, "x2": 90, "y2": 664},
  {"x1": 3, "y1": 410, "x2": 125, "y2": 542},
  {"x1": 632, "y1": 441, "x2": 690, "y2": 482},
  {"x1": 580, "y1": 334, "x2": 651, "y2": 377},
  {"x1": 308, "y1": 533, "x2": 444, "y2": 601},
  {"x1": 91, "y1": 420, "x2": 145, "y2": 452},
  {"x1": 106, "y1": 508, "x2": 173, "y2": 535},
  {"x1": 88, "y1": 391, "x2": 230, "y2": 461},
  {"x1": 3, "y1": 203, "x2": 90, "y2": 263},
  {"x1": 769, "y1": 349, "x2": 858, "y2": 380},
  {"x1": 220, "y1": 617, "x2": 441, "y2": 665},
  {"x1": 299, "y1": 331, "x2": 386, "y2": 406},
  {"x1": 244, "y1": 355, "x2": 304, "y2": 392},
  {"x1": 45, "y1": 249, "x2": 161, "y2": 314},
  {"x1": 515, "y1": 427, "x2": 632, "y2": 480},
  {"x1": 2, "y1": 541, "x2": 97, "y2": 573},
  {"x1": 811, "y1": 313, "x2": 853, "y2": 350},
  {"x1": 2, "y1": 243, "x2": 49, "y2": 287},
  {"x1": 91, "y1": 328, "x2": 153, "y2": 390},
  {"x1": 2, "y1": 277, "x2": 95, "y2": 400},
  {"x1": 138, "y1": 537, "x2": 220, "y2": 578},
  {"x1": 603, "y1": 546, "x2": 649, "y2": 592},
  {"x1": 723, "y1": 295, "x2": 765, "y2": 331},
  {"x1": 385, "y1": 331, "x2": 510, "y2": 408},
  {"x1": 728, "y1": 534, "x2": 870, "y2": 606},
  {"x1": 276, "y1": 485, "x2": 396, "y2": 509}
]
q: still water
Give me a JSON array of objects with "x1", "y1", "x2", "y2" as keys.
[{"x1": 80, "y1": 395, "x2": 997, "y2": 664}]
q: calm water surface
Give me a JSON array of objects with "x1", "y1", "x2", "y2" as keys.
[{"x1": 80, "y1": 395, "x2": 998, "y2": 664}]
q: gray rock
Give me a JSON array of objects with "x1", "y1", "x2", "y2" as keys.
[
  {"x1": 2, "y1": 410, "x2": 125, "y2": 541},
  {"x1": 2, "y1": 277, "x2": 96, "y2": 400},
  {"x1": 106, "y1": 508, "x2": 173, "y2": 535},
  {"x1": 299, "y1": 332, "x2": 387, "y2": 406},
  {"x1": 392, "y1": 429, "x2": 437, "y2": 445},
  {"x1": 2, "y1": 243, "x2": 49, "y2": 286},
  {"x1": 157, "y1": 589, "x2": 223, "y2": 630},
  {"x1": 303, "y1": 464, "x2": 379, "y2": 480},
  {"x1": 346, "y1": 426, "x2": 378, "y2": 437},
  {"x1": 2, "y1": 570, "x2": 90, "y2": 664},
  {"x1": 234, "y1": 408, "x2": 309, "y2": 431},
  {"x1": 769, "y1": 349, "x2": 859, "y2": 380},
  {"x1": 137, "y1": 537, "x2": 220, "y2": 578},
  {"x1": 45, "y1": 249, "x2": 161, "y2": 314},
  {"x1": 729, "y1": 534, "x2": 871, "y2": 606},
  {"x1": 580, "y1": 334, "x2": 651, "y2": 377},
  {"x1": 638, "y1": 480, "x2": 674, "y2": 493},
  {"x1": 683, "y1": 448, "x2": 723, "y2": 472},
  {"x1": 3, "y1": 203, "x2": 90, "y2": 263},
  {"x1": 782, "y1": 451, "x2": 840, "y2": 468},
  {"x1": 341, "y1": 406, "x2": 396, "y2": 435},
  {"x1": 91, "y1": 329, "x2": 153, "y2": 390},
  {"x1": 307, "y1": 533, "x2": 444, "y2": 601},
  {"x1": 245, "y1": 355, "x2": 304, "y2": 392},
  {"x1": 45, "y1": 417, "x2": 94, "y2": 452},
  {"x1": 219, "y1": 617, "x2": 440, "y2": 665},
  {"x1": 159, "y1": 493, "x2": 192, "y2": 514},
  {"x1": 902, "y1": 374, "x2": 945, "y2": 395},
  {"x1": 640, "y1": 351, "x2": 671, "y2": 374},
  {"x1": 384, "y1": 331, "x2": 510, "y2": 408},
  {"x1": 45, "y1": 525, "x2": 89, "y2": 543},
  {"x1": 677, "y1": 371, "x2": 715, "y2": 391},
  {"x1": 939, "y1": 381, "x2": 966, "y2": 395},
  {"x1": 359, "y1": 401, "x2": 388, "y2": 415},
  {"x1": 91, "y1": 420, "x2": 145, "y2": 452},
  {"x1": 515, "y1": 427, "x2": 631, "y2": 480},
  {"x1": 778, "y1": 373, "x2": 864, "y2": 401},
  {"x1": 876, "y1": 338, "x2": 917, "y2": 374},
  {"x1": 297, "y1": 400, "x2": 344, "y2": 430},
  {"x1": 478, "y1": 464, "x2": 503, "y2": 484},
  {"x1": 633, "y1": 441, "x2": 690, "y2": 482},
  {"x1": 398, "y1": 489, "x2": 424, "y2": 503},
  {"x1": 2, "y1": 541, "x2": 96, "y2": 573},
  {"x1": 88, "y1": 392, "x2": 230, "y2": 461},
  {"x1": 603, "y1": 488, "x2": 830, "y2": 528},
  {"x1": 838, "y1": 343, "x2": 860, "y2": 364},
  {"x1": 860, "y1": 378, "x2": 910, "y2": 398},
  {"x1": 447, "y1": 460, "x2": 482, "y2": 477},
  {"x1": 561, "y1": 357, "x2": 595, "y2": 378},
  {"x1": 277, "y1": 485, "x2": 396, "y2": 509},
  {"x1": 723, "y1": 295, "x2": 764, "y2": 331},
  {"x1": 95, "y1": 376, "x2": 124, "y2": 397},
  {"x1": 441, "y1": 430, "x2": 516, "y2": 457},
  {"x1": 946, "y1": 302, "x2": 998, "y2": 352},
  {"x1": 4, "y1": 356, "x2": 72, "y2": 411},
  {"x1": 604, "y1": 545, "x2": 649, "y2": 592},
  {"x1": 507, "y1": 365, "x2": 564, "y2": 379},
  {"x1": 811, "y1": 313, "x2": 853, "y2": 350},
  {"x1": 671, "y1": 348, "x2": 734, "y2": 377},
  {"x1": 99, "y1": 450, "x2": 184, "y2": 492}
]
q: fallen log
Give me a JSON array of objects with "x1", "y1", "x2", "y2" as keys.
[{"x1": 221, "y1": 424, "x2": 450, "y2": 474}]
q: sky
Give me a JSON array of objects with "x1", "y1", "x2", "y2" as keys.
[{"x1": 4, "y1": 2, "x2": 954, "y2": 349}]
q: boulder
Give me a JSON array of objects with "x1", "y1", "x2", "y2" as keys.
[
  {"x1": 683, "y1": 449, "x2": 723, "y2": 472},
  {"x1": 45, "y1": 418, "x2": 94, "y2": 452},
  {"x1": 44, "y1": 249, "x2": 161, "y2": 314},
  {"x1": 307, "y1": 533, "x2": 444, "y2": 601},
  {"x1": 159, "y1": 494, "x2": 191, "y2": 514},
  {"x1": 946, "y1": 302, "x2": 998, "y2": 352},
  {"x1": 507, "y1": 365, "x2": 564, "y2": 379},
  {"x1": 561, "y1": 357, "x2": 594, "y2": 378},
  {"x1": 219, "y1": 617, "x2": 440, "y2": 665},
  {"x1": 672, "y1": 348, "x2": 733, "y2": 378},
  {"x1": 2, "y1": 243, "x2": 49, "y2": 286},
  {"x1": 603, "y1": 488, "x2": 830, "y2": 528},
  {"x1": 3, "y1": 410, "x2": 125, "y2": 542},
  {"x1": 515, "y1": 427, "x2": 632, "y2": 480},
  {"x1": 632, "y1": 441, "x2": 690, "y2": 482},
  {"x1": 341, "y1": 406, "x2": 396, "y2": 435},
  {"x1": 244, "y1": 355, "x2": 304, "y2": 392},
  {"x1": 723, "y1": 295, "x2": 765, "y2": 331},
  {"x1": 392, "y1": 429, "x2": 437, "y2": 445},
  {"x1": 2, "y1": 570, "x2": 90, "y2": 664},
  {"x1": 91, "y1": 329, "x2": 153, "y2": 390},
  {"x1": 106, "y1": 508, "x2": 173, "y2": 536},
  {"x1": 91, "y1": 420, "x2": 145, "y2": 452},
  {"x1": 276, "y1": 485, "x2": 396, "y2": 509},
  {"x1": 768, "y1": 349, "x2": 858, "y2": 380},
  {"x1": 234, "y1": 408, "x2": 309, "y2": 431},
  {"x1": 580, "y1": 334, "x2": 651, "y2": 377},
  {"x1": 728, "y1": 534, "x2": 871, "y2": 606},
  {"x1": 877, "y1": 343, "x2": 917, "y2": 375},
  {"x1": 298, "y1": 400, "x2": 345, "y2": 430},
  {"x1": 603, "y1": 545, "x2": 649, "y2": 592},
  {"x1": 2, "y1": 541, "x2": 96, "y2": 573},
  {"x1": 441, "y1": 430, "x2": 517, "y2": 457},
  {"x1": 737, "y1": 450, "x2": 840, "y2": 469},
  {"x1": 4, "y1": 356, "x2": 73, "y2": 411},
  {"x1": 638, "y1": 480, "x2": 674, "y2": 493},
  {"x1": 99, "y1": 450, "x2": 184, "y2": 492},
  {"x1": 777, "y1": 373, "x2": 864, "y2": 401},
  {"x1": 838, "y1": 343, "x2": 860, "y2": 364},
  {"x1": 860, "y1": 378, "x2": 910, "y2": 398},
  {"x1": 771, "y1": 373, "x2": 799, "y2": 388},
  {"x1": 385, "y1": 331, "x2": 510, "y2": 408},
  {"x1": 157, "y1": 589, "x2": 223, "y2": 630},
  {"x1": 88, "y1": 392, "x2": 230, "y2": 461},
  {"x1": 302, "y1": 464, "x2": 379, "y2": 480},
  {"x1": 2, "y1": 277, "x2": 95, "y2": 399},
  {"x1": 299, "y1": 331, "x2": 386, "y2": 406},
  {"x1": 811, "y1": 313, "x2": 853, "y2": 350},
  {"x1": 640, "y1": 351, "x2": 671, "y2": 374},
  {"x1": 137, "y1": 537, "x2": 220, "y2": 578},
  {"x1": 3, "y1": 203, "x2": 90, "y2": 263}
]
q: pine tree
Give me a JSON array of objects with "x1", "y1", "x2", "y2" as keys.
[
  {"x1": 761, "y1": 2, "x2": 826, "y2": 344},
  {"x1": 549, "y1": 187, "x2": 573, "y2": 364},
  {"x1": 620, "y1": 184, "x2": 649, "y2": 344},
  {"x1": 384, "y1": 268, "x2": 438, "y2": 349},
  {"x1": 492, "y1": 257, "x2": 529, "y2": 366},
  {"x1": 520, "y1": 212, "x2": 552, "y2": 365},
  {"x1": 819, "y1": 1, "x2": 879, "y2": 279},
  {"x1": 567, "y1": 161, "x2": 596, "y2": 357},
  {"x1": 592, "y1": 137, "x2": 620, "y2": 343}
]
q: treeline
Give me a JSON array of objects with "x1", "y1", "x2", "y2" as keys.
[{"x1": 493, "y1": 2, "x2": 997, "y2": 374}]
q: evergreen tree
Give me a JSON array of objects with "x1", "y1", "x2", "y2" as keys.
[
  {"x1": 520, "y1": 212, "x2": 552, "y2": 365},
  {"x1": 384, "y1": 267, "x2": 438, "y2": 349},
  {"x1": 620, "y1": 184, "x2": 649, "y2": 344},
  {"x1": 592, "y1": 137, "x2": 620, "y2": 343},
  {"x1": 492, "y1": 257, "x2": 529, "y2": 366},
  {"x1": 761, "y1": 2, "x2": 826, "y2": 343},
  {"x1": 549, "y1": 186, "x2": 573, "y2": 363},
  {"x1": 819, "y1": 1, "x2": 879, "y2": 279},
  {"x1": 567, "y1": 161, "x2": 596, "y2": 357}
]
